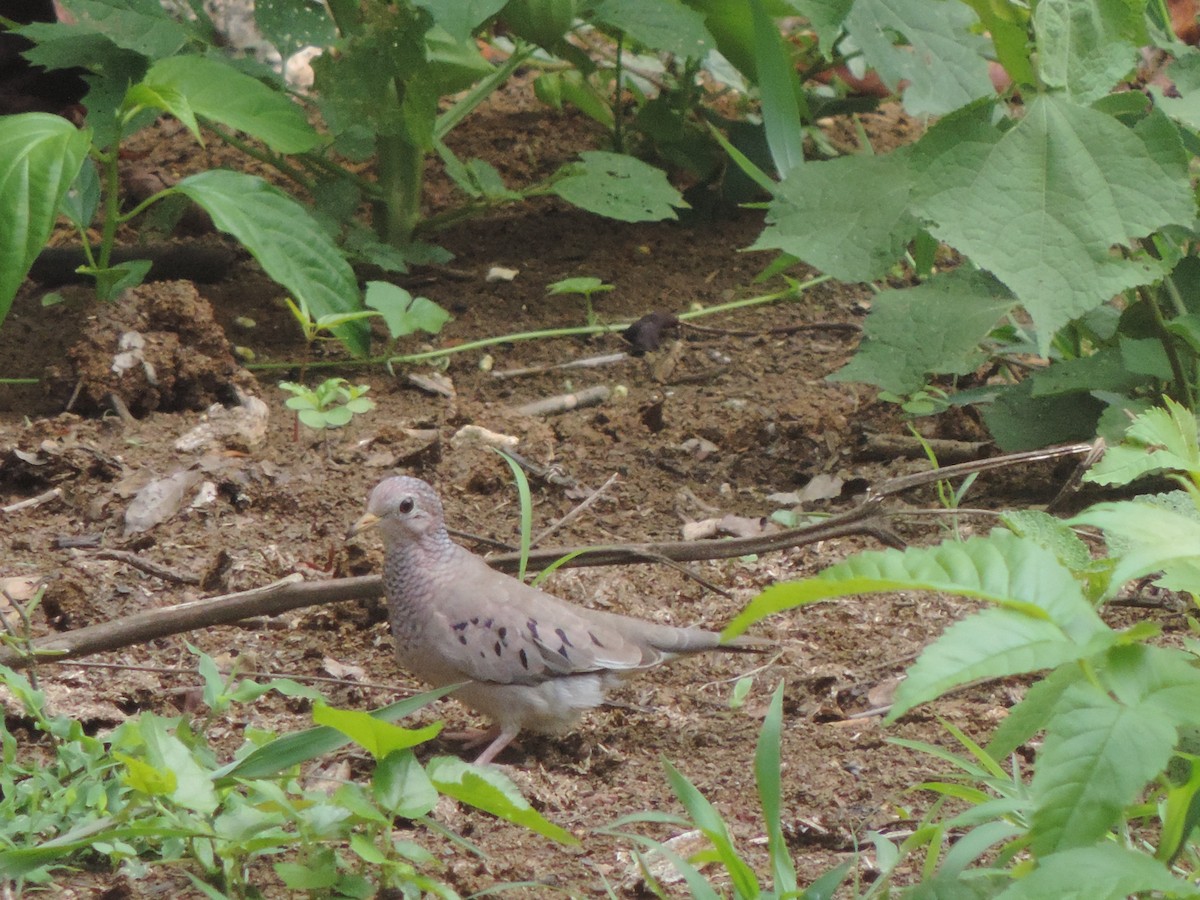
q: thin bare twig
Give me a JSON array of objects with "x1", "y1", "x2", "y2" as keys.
[
  {"x1": 93, "y1": 549, "x2": 201, "y2": 585},
  {"x1": 531, "y1": 472, "x2": 620, "y2": 548},
  {"x1": 1, "y1": 488, "x2": 63, "y2": 514}
]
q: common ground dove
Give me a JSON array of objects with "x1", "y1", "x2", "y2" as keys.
[{"x1": 348, "y1": 475, "x2": 765, "y2": 765}]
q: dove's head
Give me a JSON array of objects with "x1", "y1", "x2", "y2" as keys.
[{"x1": 348, "y1": 476, "x2": 445, "y2": 545}]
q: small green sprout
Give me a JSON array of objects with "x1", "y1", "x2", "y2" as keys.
[
  {"x1": 547, "y1": 276, "x2": 614, "y2": 327},
  {"x1": 279, "y1": 378, "x2": 375, "y2": 430}
]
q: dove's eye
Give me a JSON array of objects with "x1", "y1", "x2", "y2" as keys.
[{"x1": 398, "y1": 497, "x2": 415, "y2": 514}]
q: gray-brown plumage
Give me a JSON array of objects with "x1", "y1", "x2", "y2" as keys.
[{"x1": 348, "y1": 475, "x2": 764, "y2": 765}]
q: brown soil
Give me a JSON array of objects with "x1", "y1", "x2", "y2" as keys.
[{"x1": 0, "y1": 81, "x2": 1164, "y2": 898}]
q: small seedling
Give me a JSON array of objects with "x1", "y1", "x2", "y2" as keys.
[
  {"x1": 547, "y1": 276, "x2": 614, "y2": 327},
  {"x1": 279, "y1": 378, "x2": 375, "y2": 430}
]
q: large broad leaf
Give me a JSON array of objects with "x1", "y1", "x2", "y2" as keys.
[
  {"x1": 1033, "y1": 0, "x2": 1145, "y2": 106},
  {"x1": 1082, "y1": 397, "x2": 1200, "y2": 487},
  {"x1": 591, "y1": 0, "x2": 715, "y2": 60},
  {"x1": 144, "y1": 56, "x2": 319, "y2": 154},
  {"x1": 843, "y1": 0, "x2": 995, "y2": 116},
  {"x1": 0, "y1": 114, "x2": 91, "y2": 328},
  {"x1": 995, "y1": 845, "x2": 1197, "y2": 900},
  {"x1": 173, "y1": 170, "x2": 368, "y2": 356},
  {"x1": 830, "y1": 268, "x2": 1017, "y2": 393},
  {"x1": 752, "y1": 150, "x2": 918, "y2": 282},
  {"x1": 912, "y1": 94, "x2": 1193, "y2": 354},
  {"x1": 1030, "y1": 679, "x2": 1177, "y2": 855},
  {"x1": 551, "y1": 151, "x2": 687, "y2": 222}
]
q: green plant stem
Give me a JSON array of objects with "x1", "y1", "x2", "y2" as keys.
[
  {"x1": 435, "y1": 43, "x2": 535, "y2": 140},
  {"x1": 245, "y1": 275, "x2": 830, "y2": 373},
  {"x1": 95, "y1": 147, "x2": 122, "y2": 270},
  {"x1": 205, "y1": 124, "x2": 315, "y2": 192},
  {"x1": 375, "y1": 132, "x2": 424, "y2": 246},
  {"x1": 1138, "y1": 284, "x2": 1195, "y2": 408},
  {"x1": 0, "y1": 378, "x2": 40, "y2": 385},
  {"x1": 613, "y1": 32, "x2": 625, "y2": 154}
]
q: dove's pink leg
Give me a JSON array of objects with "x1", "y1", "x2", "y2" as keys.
[{"x1": 473, "y1": 724, "x2": 521, "y2": 766}]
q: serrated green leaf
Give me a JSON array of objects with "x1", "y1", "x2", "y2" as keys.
[
  {"x1": 427, "y1": 756, "x2": 579, "y2": 845},
  {"x1": 912, "y1": 94, "x2": 1193, "y2": 355},
  {"x1": 986, "y1": 664, "x2": 1086, "y2": 761},
  {"x1": 0, "y1": 114, "x2": 91, "y2": 327},
  {"x1": 144, "y1": 56, "x2": 318, "y2": 154},
  {"x1": 551, "y1": 151, "x2": 687, "y2": 222},
  {"x1": 1000, "y1": 509, "x2": 1095, "y2": 575},
  {"x1": 1033, "y1": 0, "x2": 1145, "y2": 106},
  {"x1": 995, "y1": 844, "x2": 1196, "y2": 900},
  {"x1": 843, "y1": 0, "x2": 995, "y2": 116},
  {"x1": 891, "y1": 606, "x2": 1114, "y2": 721},
  {"x1": 753, "y1": 150, "x2": 917, "y2": 283},
  {"x1": 725, "y1": 530, "x2": 1107, "y2": 643},
  {"x1": 173, "y1": 170, "x2": 368, "y2": 356},
  {"x1": 830, "y1": 269, "x2": 1016, "y2": 392},
  {"x1": 1072, "y1": 500, "x2": 1200, "y2": 592},
  {"x1": 1084, "y1": 397, "x2": 1200, "y2": 486},
  {"x1": 312, "y1": 703, "x2": 442, "y2": 759},
  {"x1": 1030, "y1": 679, "x2": 1176, "y2": 854},
  {"x1": 58, "y1": 0, "x2": 196, "y2": 59}
]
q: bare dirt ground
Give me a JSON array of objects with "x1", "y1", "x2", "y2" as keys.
[{"x1": 0, "y1": 80, "x2": 1165, "y2": 897}]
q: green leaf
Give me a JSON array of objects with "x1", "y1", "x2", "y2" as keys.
[
  {"x1": 59, "y1": 157, "x2": 101, "y2": 230},
  {"x1": 364, "y1": 281, "x2": 452, "y2": 338},
  {"x1": 749, "y1": 0, "x2": 805, "y2": 175},
  {"x1": 986, "y1": 664, "x2": 1085, "y2": 761},
  {"x1": 591, "y1": 0, "x2": 714, "y2": 59},
  {"x1": 1083, "y1": 397, "x2": 1200, "y2": 486},
  {"x1": 1033, "y1": 0, "x2": 1145, "y2": 106},
  {"x1": 547, "y1": 276, "x2": 612, "y2": 296},
  {"x1": 982, "y1": 380, "x2": 1105, "y2": 452},
  {"x1": 276, "y1": 849, "x2": 339, "y2": 889},
  {"x1": 994, "y1": 845, "x2": 1197, "y2": 900},
  {"x1": 957, "y1": 0, "x2": 1034, "y2": 87},
  {"x1": 426, "y1": 756, "x2": 580, "y2": 845},
  {"x1": 414, "y1": 0, "x2": 508, "y2": 43},
  {"x1": 312, "y1": 703, "x2": 442, "y2": 759},
  {"x1": 891, "y1": 605, "x2": 1113, "y2": 722},
  {"x1": 58, "y1": 0, "x2": 196, "y2": 59},
  {"x1": 173, "y1": 170, "x2": 368, "y2": 356},
  {"x1": 115, "y1": 751, "x2": 176, "y2": 796},
  {"x1": 912, "y1": 94, "x2": 1193, "y2": 355},
  {"x1": 254, "y1": 0, "x2": 337, "y2": 60},
  {"x1": 373, "y1": 750, "x2": 439, "y2": 819},
  {"x1": 137, "y1": 714, "x2": 219, "y2": 814},
  {"x1": 218, "y1": 685, "x2": 460, "y2": 782},
  {"x1": 1000, "y1": 509, "x2": 1095, "y2": 576},
  {"x1": 724, "y1": 530, "x2": 1108, "y2": 643},
  {"x1": 1030, "y1": 679, "x2": 1177, "y2": 854},
  {"x1": 124, "y1": 81, "x2": 199, "y2": 141},
  {"x1": 755, "y1": 683, "x2": 796, "y2": 894},
  {"x1": 551, "y1": 151, "x2": 687, "y2": 222},
  {"x1": 0, "y1": 114, "x2": 90, "y2": 328},
  {"x1": 663, "y1": 759, "x2": 760, "y2": 895},
  {"x1": 1072, "y1": 500, "x2": 1200, "y2": 593},
  {"x1": 829, "y1": 269, "x2": 1016, "y2": 392},
  {"x1": 753, "y1": 149, "x2": 917, "y2": 282},
  {"x1": 843, "y1": 0, "x2": 995, "y2": 116},
  {"x1": 144, "y1": 56, "x2": 319, "y2": 154}
]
